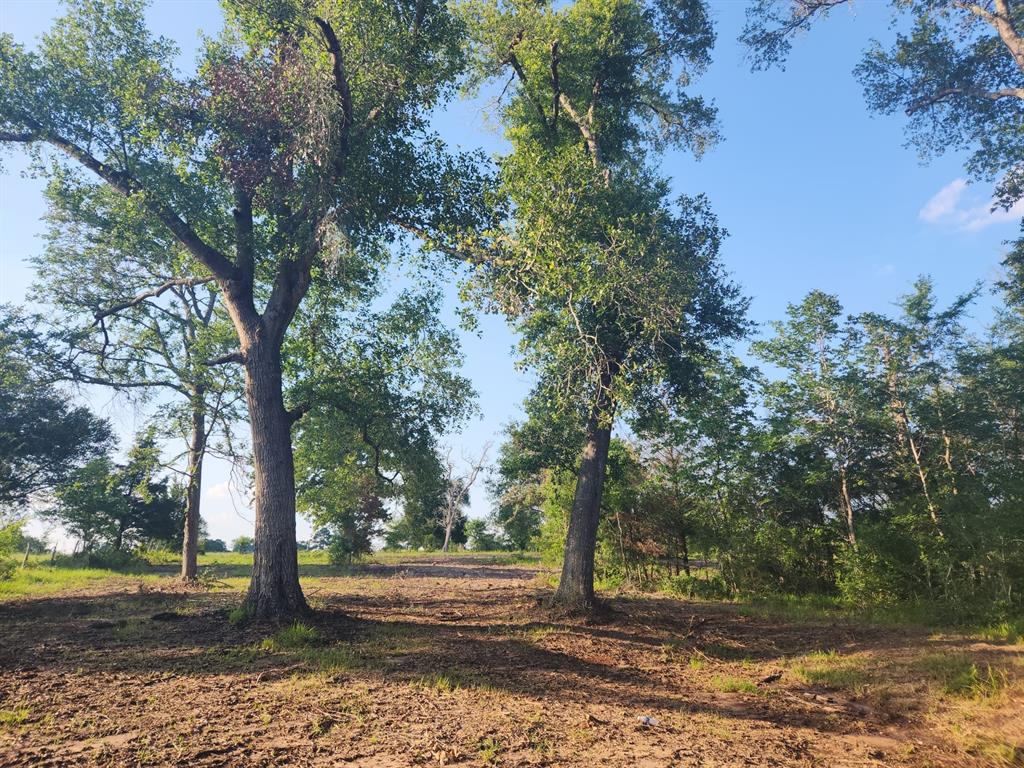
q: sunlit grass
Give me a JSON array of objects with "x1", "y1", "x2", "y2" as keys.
[
  {"x1": 917, "y1": 653, "x2": 1009, "y2": 699},
  {"x1": 2, "y1": 548, "x2": 541, "y2": 601},
  {"x1": 792, "y1": 649, "x2": 869, "y2": 691},
  {"x1": 974, "y1": 619, "x2": 1024, "y2": 645},
  {"x1": 414, "y1": 667, "x2": 494, "y2": 693},
  {"x1": 0, "y1": 708, "x2": 29, "y2": 727},
  {"x1": 0, "y1": 564, "x2": 162, "y2": 599},
  {"x1": 260, "y1": 622, "x2": 322, "y2": 651},
  {"x1": 710, "y1": 675, "x2": 760, "y2": 694}
]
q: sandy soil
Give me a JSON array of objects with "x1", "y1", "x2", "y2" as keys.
[{"x1": 0, "y1": 556, "x2": 1021, "y2": 767}]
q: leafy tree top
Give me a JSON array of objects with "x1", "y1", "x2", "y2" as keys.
[{"x1": 741, "y1": 0, "x2": 1024, "y2": 210}]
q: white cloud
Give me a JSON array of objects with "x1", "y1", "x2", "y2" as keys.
[
  {"x1": 205, "y1": 481, "x2": 232, "y2": 500},
  {"x1": 919, "y1": 178, "x2": 1024, "y2": 231}
]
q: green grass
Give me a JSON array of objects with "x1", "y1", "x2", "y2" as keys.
[
  {"x1": 417, "y1": 672, "x2": 464, "y2": 693},
  {"x1": 260, "y1": 622, "x2": 322, "y2": 651},
  {"x1": 792, "y1": 650, "x2": 869, "y2": 691},
  {"x1": 368, "y1": 549, "x2": 540, "y2": 566},
  {"x1": 974, "y1": 619, "x2": 1024, "y2": 645},
  {"x1": 2, "y1": 549, "x2": 542, "y2": 601},
  {"x1": 735, "y1": 593, "x2": 1024, "y2": 639},
  {"x1": 295, "y1": 645, "x2": 371, "y2": 672},
  {"x1": 917, "y1": 653, "x2": 1009, "y2": 699},
  {"x1": 227, "y1": 605, "x2": 251, "y2": 626},
  {"x1": 0, "y1": 708, "x2": 29, "y2": 727},
  {"x1": 413, "y1": 668, "x2": 494, "y2": 693},
  {"x1": 0, "y1": 563, "x2": 163, "y2": 599},
  {"x1": 710, "y1": 675, "x2": 760, "y2": 694},
  {"x1": 478, "y1": 736, "x2": 503, "y2": 765}
]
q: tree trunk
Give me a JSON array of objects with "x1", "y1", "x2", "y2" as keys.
[
  {"x1": 839, "y1": 465, "x2": 857, "y2": 549},
  {"x1": 180, "y1": 397, "x2": 206, "y2": 582},
  {"x1": 553, "y1": 374, "x2": 614, "y2": 610},
  {"x1": 442, "y1": 520, "x2": 453, "y2": 553},
  {"x1": 242, "y1": 339, "x2": 308, "y2": 621}
]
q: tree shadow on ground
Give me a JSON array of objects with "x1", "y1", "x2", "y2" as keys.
[{"x1": 4, "y1": 580, "x2": 1012, "y2": 745}]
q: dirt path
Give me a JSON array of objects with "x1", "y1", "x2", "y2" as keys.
[{"x1": 0, "y1": 557, "x2": 1021, "y2": 767}]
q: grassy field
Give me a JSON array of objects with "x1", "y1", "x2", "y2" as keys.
[{"x1": 0, "y1": 552, "x2": 1021, "y2": 767}]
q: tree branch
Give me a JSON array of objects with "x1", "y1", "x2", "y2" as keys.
[
  {"x1": 956, "y1": 0, "x2": 1024, "y2": 72},
  {"x1": 263, "y1": 238, "x2": 318, "y2": 349},
  {"x1": 558, "y1": 93, "x2": 608, "y2": 181},
  {"x1": 504, "y1": 32, "x2": 554, "y2": 135},
  {"x1": 905, "y1": 85, "x2": 1024, "y2": 114},
  {"x1": 391, "y1": 217, "x2": 512, "y2": 267},
  {"x1": 288, "y1": 402, "x2": 312, "y2": 425},
  {"x1": 207, "y1": 351, "x2": 244, "y2": 366},
  {"x1": 550, "y1": 40, "x2": 560, "y2": 131},
  {"x1": 92, "y1": 276, "x2": 216, "y2": 323},
  {"x1": 313, "y1": 15, "x2": 354, "y2": 150},
  {"x1": 2, "y1": 122, "x2": 239, "y2": 281}
]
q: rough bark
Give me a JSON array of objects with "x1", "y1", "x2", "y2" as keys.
[
  {"x1": 180, "y1": 397, "x2": 206, "y2": 582},
  {"x1": 241, "y1": 338, "x2": 309, "y2": 621},
  {"x1": 553, "y1": 373, "x2": 614, "y2": 610}
]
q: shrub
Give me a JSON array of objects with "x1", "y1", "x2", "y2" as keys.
[
  {"x1": 466, "y1": 519, "x2": 502, "y2": 551},
  {"x1": 136, "y1": 546, "x2": 178, "y2": 565},
  {"x1": 719, "y1": 519, "x2": 836, "y2": 596},
  {"x1": 0, "y1": 521, "x2": 24, "y2": 580},
  {"x1": 231, "y1": 536, "x2": 254, "y2": 554},
  {"x1": 665, "y1": 574, "x2": 732, "y2": 600}
]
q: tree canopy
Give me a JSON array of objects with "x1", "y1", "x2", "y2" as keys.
[
  {"x1": 742, "y1": 0, "x2": 1024, "y2": 210},
  {"x1": 0, "y1": 307, "x2": 112, "y2": 515}
]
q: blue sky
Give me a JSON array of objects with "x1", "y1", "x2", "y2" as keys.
[{"x1": 2, "y1": 0, "x2": 1019, "y2": 546}]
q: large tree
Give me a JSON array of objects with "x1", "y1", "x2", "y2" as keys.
[
  {"x1": 1, "y1": 0, "x2": 483, "y2": 619},
  {"x1": 33, "y1": 175, "x2": 242, "y2": 581},
  {"x1": 457, "y1": 0, "x2": 747, "y2": 608},
  {"x1": 753, "y1": 291, "x2": 884, "y2": 548}
]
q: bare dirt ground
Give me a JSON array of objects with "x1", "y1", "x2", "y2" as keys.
[{"x1": 0, "y1": 556, "x2": 1021, "y2": 767}]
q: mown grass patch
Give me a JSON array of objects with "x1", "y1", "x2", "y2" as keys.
[{"x1": 0, "y1": 564, "x2": 162, "y2": 599}]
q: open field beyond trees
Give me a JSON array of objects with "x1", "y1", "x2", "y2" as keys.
[{"x1": 1, "y1": 552, "x2": 1021, "y2": 768}]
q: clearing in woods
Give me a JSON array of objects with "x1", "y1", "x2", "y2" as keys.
[{"x1": 0, "y1": 553, "x2": 1021, "y2": 767}]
